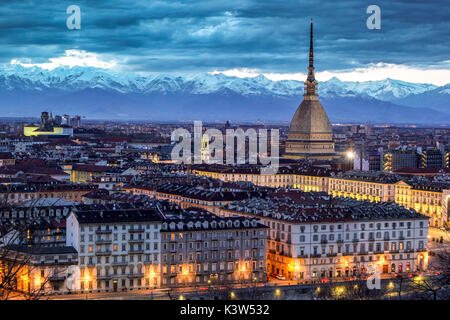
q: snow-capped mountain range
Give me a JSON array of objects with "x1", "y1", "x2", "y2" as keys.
[{"x1": 0, "y1": 64, "x2": 448, "y2": 123}]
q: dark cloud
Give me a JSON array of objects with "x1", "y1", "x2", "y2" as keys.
[{"x1": 0, "y1": 0, "x2": 447, "y2": 72}]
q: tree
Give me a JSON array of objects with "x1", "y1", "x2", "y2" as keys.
[{"x1": 0, "y1": 195, "x2": 68, "y2": 300}]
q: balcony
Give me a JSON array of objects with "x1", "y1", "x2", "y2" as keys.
[
  {"x1": 327, "y1": 253, "x2": 337, "y2": 257},
  {"x1": 320, "y1": 239, "x2": 328, "y2": 244},
  {"x1": 95, "y1": 250, "x2": 112, "y2": 256},
  {"x1": 49, "y1": 275, "x2": 66, "y2": 281},
  {"x1": 95, "y1": 229, "x2": 112, "y2": 234},
  {"x1": 337, "y1": 239, "x2": 344, "y2": 243},
  {"x1": 128, "y1": 228, "x2": 145, "y2": 233},
  {"x1": 112, "y1": 261, "x2": 128, "y2": 266},
  {"x1": 128, "y1": 273, "x2": 144, "y2": 278},
  {"x1": 97, "y1": 274, "x2": 112, "y2": 280},
  {"x1": 368, "y1": 238, "x2": 375, "y2": 242},
  {"x1": 129, "y1": 249, "x2": 144, "y2": 254},
  {"x1": 352, "y1": 239, "x2": 359, "y2": 242},
  {"x1": 95, "y1": 239, "x2": 112, "y2": 245},
  {"x1": 129, "y1": 239, "x2": 144, "y2": 244}
]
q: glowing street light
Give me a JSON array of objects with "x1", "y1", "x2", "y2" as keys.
[
  {"x1": 275, "y1": 289, "x2": 281, "y2": 297},
  {"x1": 230, "y1": 291, "x2": 236, "y2": 299}
]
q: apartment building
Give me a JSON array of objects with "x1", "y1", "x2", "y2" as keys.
[
  {"x1": 0, "y1": 183, "x2": 94, "y2": 204},
  {"x1": 0, "y1": 245, "x2": 77, "y2": 295},
  {"x1": 160, "y1": 210, "x2": 268, "y2": 288},
  {"x1": 383, "y1": 150, "x2": 418, "y2": 172},
  {"x1": 193, "y1": 164, "x2": 331, "y2": 191},
  {"x1": 66, "y1": 208, "x2": 163, "y2": 293},
  {"x1": 70, "y1": 164, "x2": 114, "y2": 183},
  {"x1": 395, "y1": 180, "x2": 449, "y2": 227},
  {"x1": 217, "y1": 191, "x2": 429, "y2": 282},
  {"x1": 328, "y1": 171, "x2": 400, "y2": 203}
]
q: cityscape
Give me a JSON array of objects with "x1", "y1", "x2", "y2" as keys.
[{"x1": 0, "y1": 0, "x2": 448, "y2": 311}]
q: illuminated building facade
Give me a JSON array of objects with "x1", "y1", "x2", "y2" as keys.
[
  {"x1": 328, "y1": 171, "x2": 399, "y2": 203},
  {"x1": 218, "y1": 195, "x2": 429, "y2": 282},
  {"x1": 24, "y1": 112, "x2": 73, "y2": 137},
  {"x1": 395, "y1": 180, "x2": 449, "y2": 227},
  {"x1": 70, "y1": 164, "x2": 112, "y2": 183},
  {"x1": 383, "y1": 150, "x2": 418, "y2": 172},
  {"x1": 192, "y1": 165, "x2": 449, "y2": 228},
  {"x1": 0, "y1": 246, "x2": 77, "y2": 295},
  {"x1": 193, "y1": 164, "x2": 330, "y2": 191},
  {"x1": 419, "y1": 148, "x2": 443, "y2": 168},
  {"x1": 160, "y1": 214, "x2": 267, "y2": 288},
  {"x1": 66, "y1": 209, "x2": 163, "y2": 292}
]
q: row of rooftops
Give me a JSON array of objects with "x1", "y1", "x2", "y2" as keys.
[
  {"x1": 222, "y1": 190, "x2": 428, "y2": 223},
  {"x1": 83, "y1": 189, "x2": 154, "y2": 204},
  {"x1": 0, "y1": 182, "x2": 95, "y2": 193},
  {"x1": 330, "y1": 171, "x2": 403, "y2": 184},
  {"x1": 155, "y1": 182, "x2": 268, "y2": 202},
  {"x1": 71, "y1": 201, "x2": 266, "y2": 231},
  {"x1": 192, "y1": 163, "x2": 333, "y2": 177}
]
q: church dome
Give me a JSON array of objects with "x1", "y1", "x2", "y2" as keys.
[{"x1": 288, "y1": 98, "x2": 332, "y2": 134}]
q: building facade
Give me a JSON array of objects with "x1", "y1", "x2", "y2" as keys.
[
  {"x1": 66, "y1": 209, "x2": 163, "y2": 292},
  {"x1": 283, "y1": 21, "x2": 338, "y2": 161},
  {"x1": 218, "y1": 197, "x2": 429, "y2": 282},
  {"x1": 160, "y1": 214, "x2": 267, "y2": 288}
]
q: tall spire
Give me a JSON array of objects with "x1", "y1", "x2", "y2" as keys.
[
  {"x1": 309, "y1": 18, "x2": 314, "y2": 68},
  {"x1": 305, "y1": 18, "x2": 318, "y2": 96}
]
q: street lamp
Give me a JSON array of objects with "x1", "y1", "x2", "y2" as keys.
[{"x1": 275, "y1": 289, "x2": 281, "y2": 298}]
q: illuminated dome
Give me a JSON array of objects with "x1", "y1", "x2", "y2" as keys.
[
  {"x1": 288, "y1": 99, "x2": 332, "y2": 135},
  {"x1": 283, "y1": 20, "x2": 338, "y2": 161}
]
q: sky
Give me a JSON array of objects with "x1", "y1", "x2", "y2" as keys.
[{"x1": 0, "y1": 0, "x2": 449, "y2": 85}]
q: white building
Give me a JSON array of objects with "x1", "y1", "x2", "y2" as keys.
[
  {"x1": 66, "y1": 208, "x2": 163, "y2": 293},
  {"x1": 219, "y1": 193, "x2": 429, "y2": 282}
]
